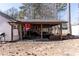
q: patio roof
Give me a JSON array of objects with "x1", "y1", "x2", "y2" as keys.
[
  {"x1": 9, "y1": 19, "x2": 67, "y2": 40},
  {"x1": 17, "y1": 19, "x2": 68, "y2": 25}
]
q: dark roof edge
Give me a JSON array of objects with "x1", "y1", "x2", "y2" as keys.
[{"x1": 0, "y1": 11, "x2": 18, "y2": 22}]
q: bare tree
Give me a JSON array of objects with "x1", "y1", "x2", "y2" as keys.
[
  {"x1": 5, "y1": 7, "x2": 19, "y2": 19},
  {"x1": 20, "y1": 3, "x2": 57, "y2": 19},
  {"x1": 56, "y1": 3, "x2": 67, "y2": 19},
  {"x1": 19, "y1": 3, "x2": 67, "y2": 20}
]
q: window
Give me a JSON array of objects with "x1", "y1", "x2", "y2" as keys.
[{"x1": 62, "y1": 23, "x2": 68, "y2": 29}]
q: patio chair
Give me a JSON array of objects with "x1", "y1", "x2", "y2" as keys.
[{"x1": 0, "y1": 33, "x2": 5, "y2": 42}]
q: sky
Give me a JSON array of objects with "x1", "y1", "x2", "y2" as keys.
[
  {"x1": 0, "y1": 3, "x2": 22, "y2": 11},
  {"x1": 58, "y1": 3, "x2": 79, "y2": 25},
  {"x1": 0, "y1": 3, "x2": 78, "y2": 25},
  {"x1": 71, "y1": 3, "x2": 79, "y2": 25}
]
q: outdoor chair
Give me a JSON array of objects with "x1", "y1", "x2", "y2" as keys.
[{"x1": 0, "y1": 33, "x2": 5, "y2": 42}]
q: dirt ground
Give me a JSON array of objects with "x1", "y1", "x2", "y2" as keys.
[{"x1": 0, "y1": 39, "x2": 79, "y2": 56}]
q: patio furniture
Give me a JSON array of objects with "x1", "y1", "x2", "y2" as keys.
[{"x1": 0, "y1": 32, "x2": 5, "y2": 42}]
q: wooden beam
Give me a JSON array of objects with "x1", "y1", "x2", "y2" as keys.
[
  {"x1": 17, "y1": 24, "x2": 20, "y2": 40},
  {"x1": 19, "y1": 24, "x2": 23, "y2": 40},
  {"x1": 11, "y1": 25, "x2": 13, "y2": 41},
  {"x1": 60, "y1": 23, "x2": 62, "y2": 40},
  {"x1": 41, "y1": 24, "x2": 43, "y2": 39},
  {"x1": 68, "y1": 3, "x2": 72, "y2": 34}
]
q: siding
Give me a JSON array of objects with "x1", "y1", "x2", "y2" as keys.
[
  {"x1": 0, "y1": 13, "x2": 19, "y2": 41},
  {"x1": 0, "y1": 15, "x2": 12, "y2": 41},
  {"x1": 0, "y1": 22, "x2": 11, "y2": 41}
]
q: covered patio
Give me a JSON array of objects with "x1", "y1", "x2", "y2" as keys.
[{"x1": 9, "y1": 19, "x2": 68, "y2": 41}]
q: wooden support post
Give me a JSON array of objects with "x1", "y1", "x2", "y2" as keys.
[
  {"x1": 19, "y1": 24, "x2": 22, "y2": 40},
  {"x1": 17, "y1": 24, "x2": 20, "y2": 40},
  {"x1": 60, "y1": 23, "x2": 62, "y2": 40},
  {"x1": 69, "y1": 3, "x2": 72, "y2": 34},
  {"x1": 48, "y1": 25, "x2": 50, "y2": 34},
  {"x1": 11, "y1": 25, "x2": 13, "y2": 41},
  {"x1": 24, "y1": 24, "x2": 26, "y2": 38},
  {"x1": 41, "y1": 24, "x2": 43, "y2": 39}
]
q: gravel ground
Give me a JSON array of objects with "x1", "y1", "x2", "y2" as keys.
[{"x1": 0, "y1": 39, "x2": 79, "y2": 56}]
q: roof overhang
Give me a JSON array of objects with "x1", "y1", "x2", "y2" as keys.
[
  {"x1": 18, "y1": 19, "x2": 68, "y2": 25},
  {"x1": 9, "y1": 19, "x2": 68, "y2": 25}
]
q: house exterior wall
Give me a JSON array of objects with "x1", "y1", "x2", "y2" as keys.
[
  {"x1": 0, "y1": 22, "x2": 11, "y2": 41},
  {"x1": 13, "y1": 29, "x2": 19, "y2": 41},
  {"x1": 0, "y1": 14, "x2": 11, "y2": 41},
  {"x1": 0, "y1": 15, "x2": 19, "y2": 41}
]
